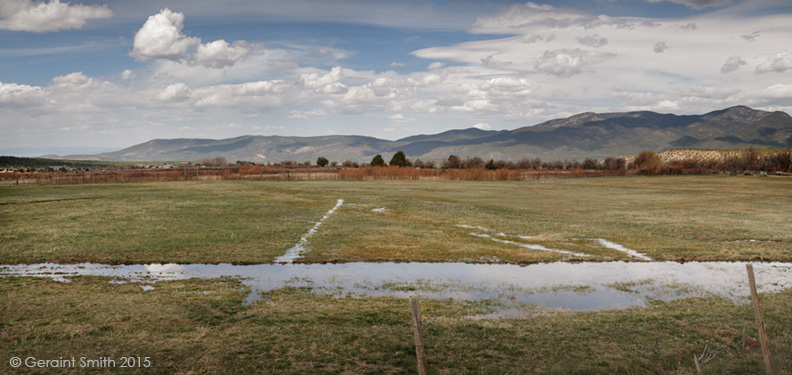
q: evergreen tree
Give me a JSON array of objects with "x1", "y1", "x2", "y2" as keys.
[
  {"x1": 485, "y1": 159, "x2": 497, "y2": 170},
  {"x1": 389, "y1": 151, "x2": 411, "y2": 167},
  {"x1": 370, "y1": 154, "x2": 387, "y2": 167},
  {"x1": 316, "y1": 157, "x2": 329, "y2": 167}
]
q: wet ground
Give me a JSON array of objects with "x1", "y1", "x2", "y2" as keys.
[{"x1": 2, "y1": 261, "x2": 790, "y2": 317}]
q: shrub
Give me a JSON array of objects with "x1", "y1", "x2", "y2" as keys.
[
  {"x1": 443, "y1": 155, "x2": 461, "y2": 169},
  {"x1": 633, "y1": 151, "x2": 664, "y2": 175}
]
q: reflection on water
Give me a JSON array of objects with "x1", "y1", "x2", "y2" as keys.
[{"x1": 2, "y1": 261, "x2": 790, "y2": 317}]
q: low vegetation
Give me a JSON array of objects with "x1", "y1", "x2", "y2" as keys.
[
  {"x1": 2, "y1": 173, "x2": 791, "y2": 374},
  {"x1": 0, "y1": 182, "x2": 333, "y2": 264},
  {"x1": 1, "y1": 276, "x2": 789, "y2": 374},
  {"x1": 4, "y1": 148, "x2": 790, "y2": 186},
  {"x1": 1, "y1": 176, "x2": 791, "y2": 265}
]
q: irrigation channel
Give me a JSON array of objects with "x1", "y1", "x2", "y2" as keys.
[{"x1": 2, "y1": 261, "x2": 791, "y2": 317}]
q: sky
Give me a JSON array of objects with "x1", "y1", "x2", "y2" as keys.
[{"x1": 1, "y1": 0, "x2": 791, "y2": 155}]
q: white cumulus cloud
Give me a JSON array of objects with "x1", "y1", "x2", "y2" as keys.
[
  {"x1": 535, "y1": 49, "x2": 613, "y2": 77},
  {"x1": 755, "y1": 52, "x2": 792, "y2": 74},
  {"x1": 194, "y1": 40, "x2": 249, "y2": 68},
  {"x1": 0, "y1": 81, "x2": 45, "y2": 108},
  {"x1": 760, "y1": 83, "x2": 792, "y2": 99},
  {"x1": 131, "y1": 9, "x2": 200, "y2": 61},
  {"x1": 299, "y1": 66, "x2": 348, "y2": 94},
  {"x1": 427, "y1": 61, "x2": 446, "y2": 70},
  {"x1": 473, "y1": 122, "x2": 492, "y2": 130},
  {"x1": 121, "y1": 69, "x2": 135, "y2": 81},
  {"x1": 464, "y1": 77, "x2": 535, "y2": 99},
  {"x1": 0, "y1": 0, "x2": 112, "y2": 32},
  {"x1": 155, "y1": 83, "x2": 191, "y2": 102},
  {"x1": 720, "y1": 56, "x2": 746, "y2": 74}
]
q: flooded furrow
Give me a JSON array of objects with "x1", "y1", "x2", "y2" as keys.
[
  {"x1": 274, "y1": 198, "x2": 344, "y2": 263},
  {"x1": 2, "y1": 261, "x2": 790, "y2": 317},
  {"x1": 591, "y1": 238, "x2": 652, "y2": 261}
]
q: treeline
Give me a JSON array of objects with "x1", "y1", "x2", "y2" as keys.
[
  {"x1": 4, "y1": 148, "x2": 791, "y2": 186},
  {"x1": 347, "y1": 148, "x2": 792, "y2": 175},
  {"x1": 352, "y1": 152, "x2": 625, "y2": 171}
]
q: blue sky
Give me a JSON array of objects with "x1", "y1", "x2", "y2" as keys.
[{"x1": 1, "y1": 0, "x2": 791, "y2": 155}]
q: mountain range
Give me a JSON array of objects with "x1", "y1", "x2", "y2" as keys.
[{"x1": 62, "y1": 106, "x2": 792, "y2": 163}]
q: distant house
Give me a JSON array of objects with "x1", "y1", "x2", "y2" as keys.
[{"x1": 179, "y1": 161, "x2": 191, "y2": 167}]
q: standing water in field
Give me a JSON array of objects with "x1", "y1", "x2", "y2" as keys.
[
  {"x1": 591, "y1": 239, "x2": 652, "y2": 261},
  {"x1": 275, "y1": 199, "x2": 344, "y2": 263},
  {"x1": 2, "y1": 261, "x2": 790, "y2": 316}
]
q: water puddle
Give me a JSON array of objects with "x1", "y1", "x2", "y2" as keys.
[
  {"x1": 2, "y1": 261, "x2": 790, "y2": 318},
  {"x1": 468, "y1": 232, "x2": 591, "y2": 258},
  {"x1": 456, "y1": 224, "x2": 490, "y2": 232},
  {"x1": 456, "y1": 225, "x2": 652, "y2": 260},
  {"x1": 274, "y1": 199, "x2": 344, "y2": 263},
  {"x1": 458, "y1": 225, "x2": 590, "y2": 258},
  {"x1": 591, "y1": 238, "x2": 652, "y2": 261}
]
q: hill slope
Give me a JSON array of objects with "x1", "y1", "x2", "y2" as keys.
[{"x1": 70, "y1": 106, "x2": 792, "y2": 162}]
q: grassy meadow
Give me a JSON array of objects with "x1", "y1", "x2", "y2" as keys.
[
  {"x1": 1, "y1": 175, "x2": 791, "y2": 264},
  {"x1": 1, "y1": 276, "x2": 790, "y2": 374},
  {"x1": 2, "y1": 175, "x2": 792, "y2": 374}
]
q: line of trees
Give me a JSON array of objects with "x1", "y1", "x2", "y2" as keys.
[
  {"x1": 327, "y1": 148, "x2": 792, "y2": 175},
  {"x1": 440, "y1": 155, "x2": 628, "y2": 171},
  {"x1": 9, "y1": 146, "x2": 789, "y2": 176}
]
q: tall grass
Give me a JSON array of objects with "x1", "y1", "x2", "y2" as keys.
[
  {"x1": 0, "y1": 166, "x2": 341, "y2": 185},
  {"x1": 1, "y1": 166, "x2": 635, "y2": 185},
  {"x1": 338, "y1": 166, "x2": 629, "y2": 181}
]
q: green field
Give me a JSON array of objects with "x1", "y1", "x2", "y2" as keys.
[
  {"x1": 1, "y1": 175, "x2": 791, "y2": 264},
  {"x1": 2, "y1": 175, "x2": 791, "y2": 374},
  {"x1": 1, "y1": 276, "x2": 790, "y2": 374}
]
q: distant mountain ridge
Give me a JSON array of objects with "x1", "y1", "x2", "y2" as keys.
[{"x1": 66, "y1": 106, "x2": 792, "y2": 162}]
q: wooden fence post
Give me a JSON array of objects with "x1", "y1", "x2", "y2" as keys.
[
  {"x1": 746, "y1": 264, "x2": 773, "y2": 375},
  {"x1": 410, "y1": 295, "x2": 429, "y2": 375}
]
